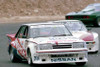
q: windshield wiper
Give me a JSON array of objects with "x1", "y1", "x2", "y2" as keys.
[
  {"x1": 33, "y1": 34, "x2": 71, "y2": 38},
  {"x1": 53, "y1": 34, "x2": 67, "y2": 36},
  {"x1": 33, "y1": 35, "x2": 51, "y2": 38}
]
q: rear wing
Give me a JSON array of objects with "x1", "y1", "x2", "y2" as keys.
[{"x1": 6, "y1": 34, "x2": 16, "y2": 41}]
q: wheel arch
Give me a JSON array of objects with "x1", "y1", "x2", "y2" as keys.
[
  {"x1": 26, "y1": 42, "x2": 37, "y2": 54},
  {"x1": 26, "y1": 42, "x2": 37, "y2": 64},
  {"x1": 27, "y1": 47, "x2": 31, "y2": 56}
]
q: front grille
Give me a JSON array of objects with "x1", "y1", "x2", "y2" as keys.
[{"x1": 53, "y1": 43, "x2": 72, "y2": 49}]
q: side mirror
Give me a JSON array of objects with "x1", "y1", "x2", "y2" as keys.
[
  {"x1": 22, "y1": 35, "x2": 27, "y2": 38},
  {"x1": 87, "y1": 27, "x2": 92, "y2": 31}
]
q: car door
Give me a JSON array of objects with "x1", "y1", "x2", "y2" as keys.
[{"x1": 15, "y1": 25, "x2": 29, "y2": 59}]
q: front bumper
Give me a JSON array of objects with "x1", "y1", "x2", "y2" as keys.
[
  {"x1": 86, "y1": 41, "x2": 99, "y2": 52},
  {"x1": 32, "y1": 49, "x2": 88, "y2": 64}
]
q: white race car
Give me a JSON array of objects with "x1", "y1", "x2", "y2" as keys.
[
  {"x1": 6, "y1": 22, "x2": 88, "y2": 65},
  {"x1": 54, "y1": 20, "x2": 99, "y2": 53}
]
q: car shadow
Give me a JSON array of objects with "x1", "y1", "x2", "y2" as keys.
[
  {"x1": 86, "y1": 25, "x2": 100, "y2": 28},
  {"x1": 31, "y1": 63, "x2": 86, "y2": 67},
  {"x1": 6, "y1": 59, "x2": 87, "y2": 67},
  {"x1": 14, "y1": 60, "x2": 87, "y2": 67}
]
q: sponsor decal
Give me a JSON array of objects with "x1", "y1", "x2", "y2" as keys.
[
  {"x1": 51, "y1": 57, "x2": 76, "y2": 62},
  {"x1": 16, "y1": 38, "x2": 27, "y2": 58},
  {"x1": 48, "y1": 37, "x2": 78, "y2": 43},
  {"x1": 47, "y1": 40, "x2": 77, "y2": 43},
  {"x1": 34, "y1": 56, "x2": 40, "y2": 61}
]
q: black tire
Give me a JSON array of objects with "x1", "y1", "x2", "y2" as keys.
[
  {"x1": 75, "y1": 62, "x2": 86, "y2": 66},
  {"x1": 9, "y1": 48, "x2": 18, "y2": 62},
  {"x1": 94, "y1": 18, "x2": 100, "y2": 27},
  {"x1": 94, "y1": 50, "x2": 98, "y2": 53},
  {"x1": 27, "y1": 50, "x2": 33, "y2": 65}
]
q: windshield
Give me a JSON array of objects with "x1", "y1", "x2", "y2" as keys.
[
  {"x1": 82, "y1": 4, "x2": 100, "y2": 12},
  {"x1": 30, "y1": 24, "x2": 71, "y2": 38},
  {"x1": 95, "y1": 5, "x2": 100, "y2": 11},
  {"x1": 65, "y1": 21, "x2": 87, "y2": 32},
  {"x1": 82, "y1": 5, "x2": 95, "y2": 12}
]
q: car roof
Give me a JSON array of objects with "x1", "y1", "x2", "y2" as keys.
[
  {"x1": 53, "y1": 20, "x2": 84, "y2": 25},
  {"x1": 53, "y1": 20, "x2": 81, "y2": 22},
  {"x1": 22, "y1": 20, "x2": 81, "y2": 26},
  {"x1": 22, "y1": 21, "x2": 62, "y2": 26},
  {"x1": 89, "y1": 3, "x2": 100, "y2": 6}
]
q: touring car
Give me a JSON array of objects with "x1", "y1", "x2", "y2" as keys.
[
  {"x1": 65, "y1": 3, "x2": 100, "y2": 26},
  {"x1": 54, "y1": 20, "x2": 99, "y2": 53},
  {"x1": 6, "y1": 22, "x2": 88, "y2": 66}
]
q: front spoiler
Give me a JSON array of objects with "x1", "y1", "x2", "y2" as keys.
[{"x1": 33, "y1": 50, "x2": 88, "y2": 64}]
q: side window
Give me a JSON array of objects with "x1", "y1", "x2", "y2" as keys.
[
  {"x1": 23, "y1": 27, "x2": 28, "y2": 38},
  {"x1": 17, "y1": 26, "x2": 26, "y2": 38},
  {"x1": 16, "y1": 26, "x2": 28, "y2": 38}
]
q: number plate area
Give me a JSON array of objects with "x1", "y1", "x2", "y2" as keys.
[
  {"x1": 51, "y1": 57, "x2": 76, "y2": 62},
  {"x1": 51, "y1": 54, "x2": 77, "y2": 62}
]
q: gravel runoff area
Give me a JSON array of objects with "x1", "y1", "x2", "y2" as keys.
[{"x1": 0, "y1": 16, "x2": 65, "y2": 23}]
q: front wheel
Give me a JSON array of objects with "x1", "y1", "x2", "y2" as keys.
[
  {"x1": 27, "y1": 50, "x2": 33, "y2": 65},
  {"x1": 75, "y1": 62, "x2": 86, "y2": 66},
  {"x1": 94, "y1": 50, "x2": 98, "y2": 53}
]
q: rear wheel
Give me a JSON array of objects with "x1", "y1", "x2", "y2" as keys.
[
  {"x1": 75, "y1": 62, "x2": 86, "y2": 66},
  {"x1": 94, "y1": 18, "x2": 100, "y2": 27},
  {"x1": 9, "y1": 48, "x2": 17, "y2": 62}
]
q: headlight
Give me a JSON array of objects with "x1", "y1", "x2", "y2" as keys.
[
  {"x1": 37, "y1": 43, "x2": 53, "y2": 50},
  {"x1": 73, "y1": 42, "x2": 84, "y2": 48}
]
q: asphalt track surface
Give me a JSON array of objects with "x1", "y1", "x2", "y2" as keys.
[{"x1": 0, "y1": 22, "x2": 100, "y2": 67}]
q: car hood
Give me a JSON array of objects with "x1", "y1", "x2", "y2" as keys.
[
  {"x1": 72, "y1": 31, "x2": 94, "y2": 41},
  {"x1": 29, "y1": 36, "x2": 84, "y2": 44},
  {"x1": 67, "y1": 11, "x2": 94, "y2": 15}
]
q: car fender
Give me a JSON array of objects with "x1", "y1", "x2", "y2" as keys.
[
  {"x1": 26, "y1": 41, "x2": 37, "y2": 63},
  {"x1": 92, "y1": 32, "x2": 99, "y2": 50},
  {"x1": 8, "y1": 41, "x2": 16, "y2": 53}
]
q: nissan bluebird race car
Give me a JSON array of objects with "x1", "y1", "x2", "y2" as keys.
[
  {"x1": 65, "y1": 3, "x2": 100, "y2": 26},
  {"x1": 54, "y1": 20, "x2": 99, "y2": 53},
  {"x1": 6, "y1": 22, "x2": 88, "y2": 66}
]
